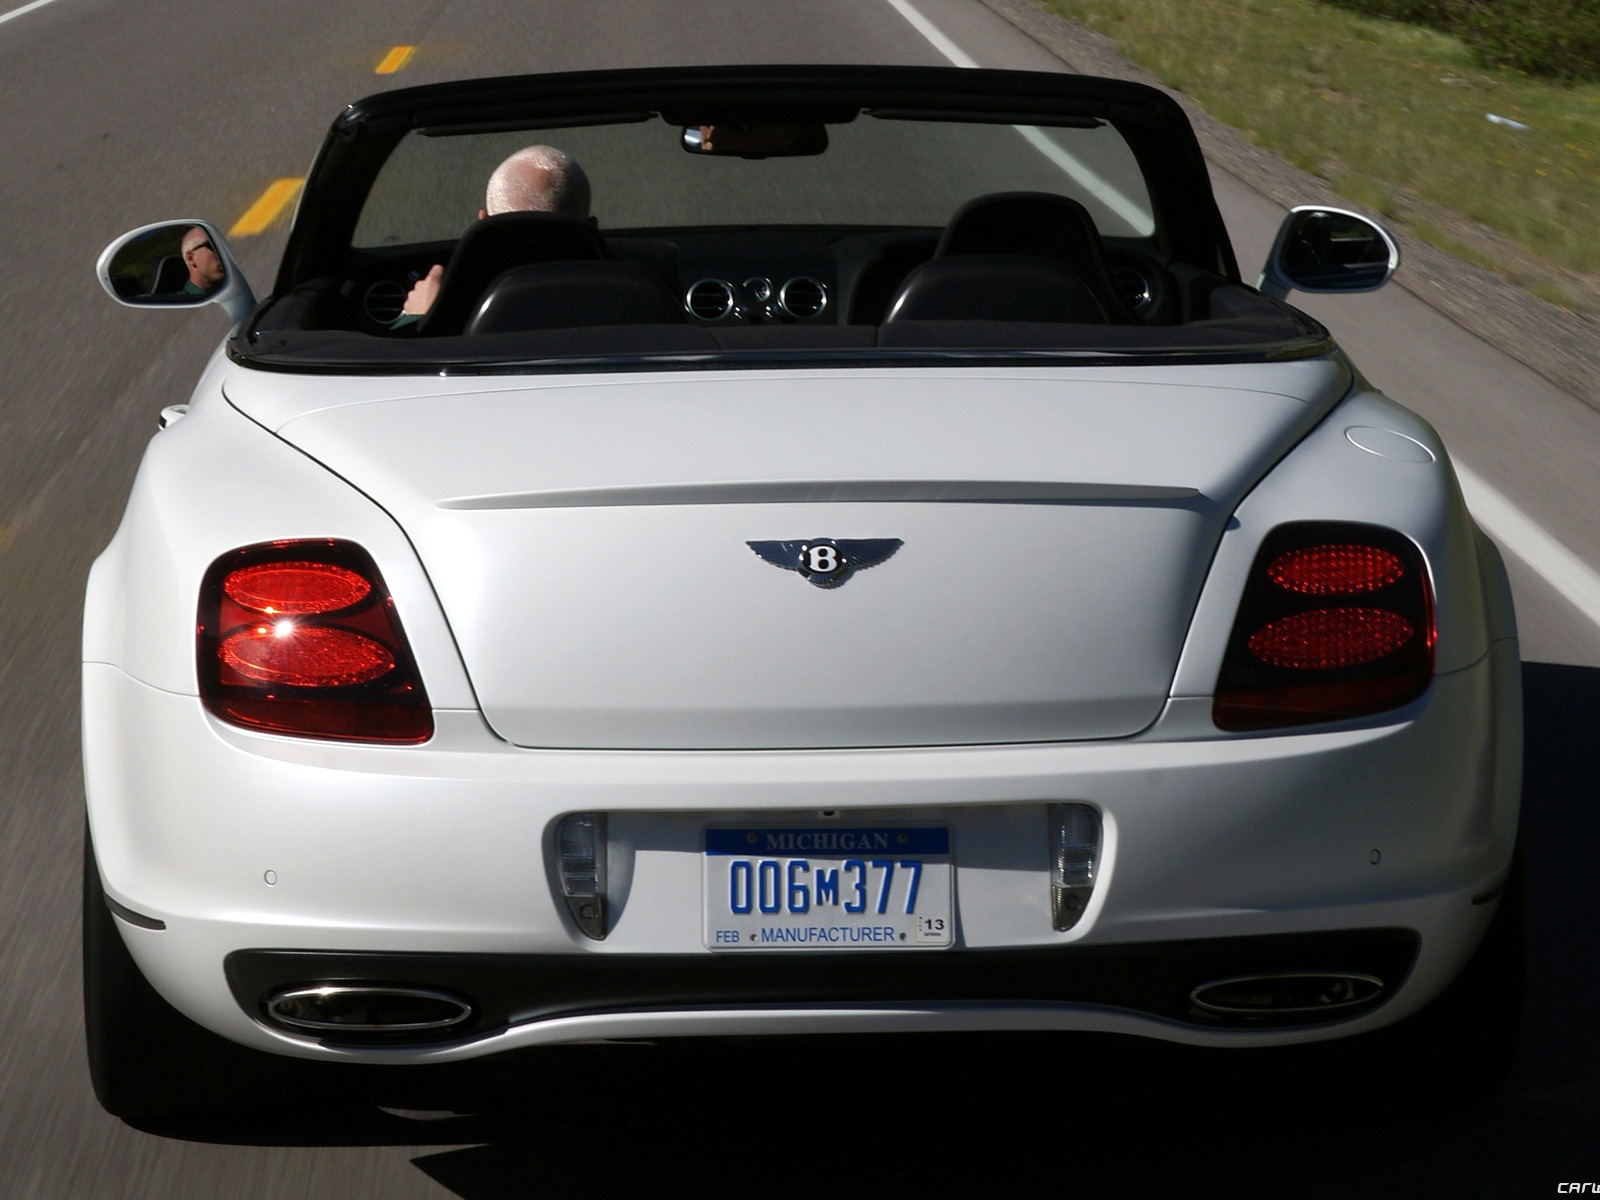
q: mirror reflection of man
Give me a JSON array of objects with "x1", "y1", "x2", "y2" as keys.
[
  {"x1": 697, "y1": 124, "x2": 801, "y2": 155},
  {"x1": 397, "y1": 145, "x2": 592, "y2": 324},
  {"x1": 181, "y1": 227, "x2": 225, "y2": 295}
]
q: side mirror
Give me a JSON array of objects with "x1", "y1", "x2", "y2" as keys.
[
  {"x1": 1258, "y1": 206, "x2": 1399, "y2": 300},
  {"x1": 96, "y1": 220, "x2": 256, "y2": 324}
]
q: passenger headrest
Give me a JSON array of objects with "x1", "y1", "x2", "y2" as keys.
[
  {"x1": 416, "y1": 212, "x2": 607, "y2": 336},
  {"x1": 466, "y1": 261, "x2": 686, "y2": 334},
  {"x1": 884, "y1": 254, "x2": 1109, "y2": 324},
  {"x1": 936, "y1": 192, "x2": 1131, "y2": 322}
]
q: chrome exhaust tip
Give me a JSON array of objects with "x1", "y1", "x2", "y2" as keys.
[
  {"x1": 1191, "y1": 972, "x2": 1385, "y2": 1018},
  {"x1": 265, "y1": 984, "x2": 475, "y2": 1036}
]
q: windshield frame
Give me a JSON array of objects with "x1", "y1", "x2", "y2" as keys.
[
  {"x1": 231, "y1": 65, "x2": 1301, "y2": 374},
  {"x1": 270, "y1": 65, "x2": 1238, "y2": 297}
]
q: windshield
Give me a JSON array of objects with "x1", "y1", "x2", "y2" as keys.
[{"x1": 353, "y1": 114, "x2": 1155, "y2": 246}]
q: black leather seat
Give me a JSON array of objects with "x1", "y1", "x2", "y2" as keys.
[
  {"x1": 884, "y1": 192, "x2": 1132, "y2": 325},
  {"x1": 466, "y1": 261, "x2": 686, "y2": 334},
  {"x1": 415, "y1": 212, "x2": 608, "y2": 336}
]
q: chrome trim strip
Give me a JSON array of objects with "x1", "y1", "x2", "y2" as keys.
[{"x1": 440, "y1": 480, "x2": 1200, "y2": 510}]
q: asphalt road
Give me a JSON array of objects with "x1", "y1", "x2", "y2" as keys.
[{"x1": 1, "y1": 1, "x2": 1596, "y2": 1196}]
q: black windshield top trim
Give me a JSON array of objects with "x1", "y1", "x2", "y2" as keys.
[
  {"x1": 417, "y1": 112, "x2": 655, "y2": 137},
  {"x1": 227, "y1": 338, "x2": 1337, "y2": 377},
  {"x1": 338, "y1": 65, "x2": 1173, "y2": 131}
]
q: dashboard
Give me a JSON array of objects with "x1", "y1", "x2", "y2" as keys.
[{"x1": 327, "y1": 225, "x2": 1177, "y2": 336}]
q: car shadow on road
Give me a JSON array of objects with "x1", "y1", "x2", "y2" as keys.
[{"x1": 150, "y1": 662, "x2": 1600, "y2": 1197}]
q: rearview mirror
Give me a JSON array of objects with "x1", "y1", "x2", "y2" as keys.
[
  {"x1": 680, "y1": 122, "x2": 828, "y2": 158},
  {"x1": 96, "y1": 220, "x2": 256, "y2": 323},
  {"x1": 1258, "y1": 207, "x2": 1399, "y2": 300}
]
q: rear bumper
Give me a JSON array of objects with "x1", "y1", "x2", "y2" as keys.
[
  {"x1": 226, "y1": 928, "x2": 1422, "y2": 1047},
  {"x1": 83, "y1": 640, "x2": 1519, "y2": 1062}
]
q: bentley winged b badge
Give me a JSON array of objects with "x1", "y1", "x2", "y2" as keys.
[{"x1": 746, "y1": 538, "x2": 903, "y2": 589}]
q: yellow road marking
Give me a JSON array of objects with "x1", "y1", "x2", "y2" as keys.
[
  {"x1": 376, "y1": 45, "x2": 415, "y2": 75},
  {"x1": 229, "y1": 178, "x2": 305, "y2": 237}
]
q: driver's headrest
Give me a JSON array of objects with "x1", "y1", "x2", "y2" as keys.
[
  {"x1": 416, "y1": 212, "x2": 607, "y2": 336},
  {"x1": 151, "y1": 254, "x2": 189, "y2": 294},
  {"x1": 466, "y1": 261, "x2": 685, "y2": 334}
]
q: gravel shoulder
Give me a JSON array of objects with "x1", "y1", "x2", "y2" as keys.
[{"x1": 981, "y1": 0, "x2": 1600, "y2": 410}]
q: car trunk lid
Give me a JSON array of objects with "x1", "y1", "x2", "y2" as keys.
[{"x1": 226, "y1": 361, "x2": 1348, "y2": 748}]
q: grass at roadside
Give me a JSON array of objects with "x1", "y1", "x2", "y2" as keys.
[{"x1": 1040, "y1": 0, "x2": 1600, "y2": 277}]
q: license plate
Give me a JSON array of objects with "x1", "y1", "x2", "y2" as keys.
[{"x1": 703, "y1": 826, "x2": 953, "y2": 950}]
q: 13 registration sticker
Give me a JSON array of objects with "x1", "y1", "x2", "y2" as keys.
[{"x1": 703, "y1": 826, "x2": 953, "y2": 950}]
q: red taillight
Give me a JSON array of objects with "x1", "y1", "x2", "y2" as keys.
[
  {"x1": 198, "y1": 541, "x2": 433, "y2": 743},
  {"x1": 222, "y1": 561, "x2": 372, "y2": 615},
  {"x1": 1246, "y1": 607, "x2": 1413, "y2": 669},
  {"x1": 1266, "y1": 545, "x2": 1404, "y2": 595},
  {"x1": 220, "y1": 624, "x2": 396, "y2": 687},
  {"x1": 1214, "y1": 524, "x2": 1434, "y2": 731}
]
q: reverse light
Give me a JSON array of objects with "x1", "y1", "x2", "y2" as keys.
[
  {"x1": 1049, "y1": 803, "x2": 1101, "y2": 931},
  {"x1": 1213, "y1": 523, "x2": 1434, "y2": 731},
  {"x1": 557, "y1": 813, "x2": 609, "y2": 940},
  {"x1": 197, "y1": 540, "x2": 433, "y2": 743}
]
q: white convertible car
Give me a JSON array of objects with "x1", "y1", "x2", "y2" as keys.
[{"x1": 87, "y1": 66, "x2": 1522, "y2": 1119}]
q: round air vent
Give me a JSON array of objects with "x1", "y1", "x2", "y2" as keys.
[
  {"x1": 363, "y1": 280, "x2": 408, "y2": 325},
  {"x1": 1113, "y1": 266, "x2": 1153, "y2": 316},
  {"x1": 778, "y1": 277, "x2": 828, "y2": 319},
  {"x1": 685, "y1": 278, "x2": 736, "y2": 321}
]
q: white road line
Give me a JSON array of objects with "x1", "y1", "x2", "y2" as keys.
[
  {"x1": 885, "y1": 0, "x2": 978, "y2": 67},
  {"x1": 1456, "y1": 464, "x2": 1600, "y2": 632},
  {"x1": 886, "y1": 0, "x2": 1152, "y2": 230},
  {"x1": 0, "y1": 0, "x2": 65, "y2": 27}
]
